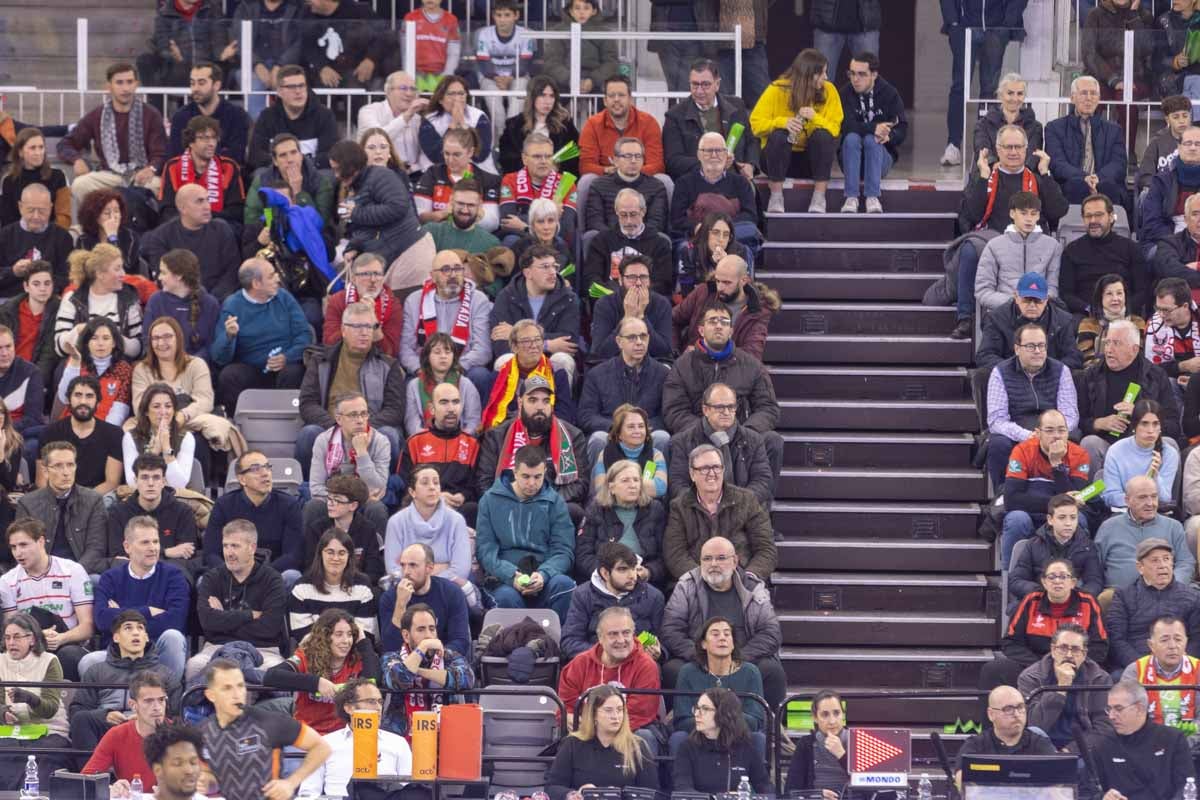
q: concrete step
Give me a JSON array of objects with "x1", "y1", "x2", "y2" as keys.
[
  {"x1": 779, "y1": 399, "x2": 980, "y2": 432},
  {"x1": 777, "y1": 538, "x2": 994, "y2": 572},
  {"x1": 774, "y1": 303, "x2": 956, "y2": 336},
  {"x1": 777, "y1": 466, "x2": 987, "y2": 502},
  {"x1": 763, "y1": 241, "x2": 946, "y2": 272},
  {"x1": 783, "y1": 431, "x2": 974, "y2": 469},
  {"x1": 757, "y1": 184, "x2": 964, "y2": 214},
  {"x1": 765, "y1": 212, "x2": 958, "y2": 243},
  {"x1": 780, "y1": 646, "x2": 994, "y2": 690},
  {"x1": 779, "y1": 610, "x2": 998, "y2": 647},
  {"x1": 758, "y1": 270, "x2": 941, "y2": 302},
  {"x1": 773, "y1": 571, "x2": 998, "y2": 614},
  {"x1": 772, "y1": 501, "x2": 982, "y2": 540},
  {"x1": 765, "y1": 333, "x2": 971, "y2": 364},
  {"x1": 769, "y1": 366, "x2": 971, "y2": 401}
]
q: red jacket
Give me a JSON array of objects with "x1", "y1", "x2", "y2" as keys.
[
  {"x1": 323, "y1": 286, "x2": 403, "y2": 358},
  {"x1": 579, "y1": 107, "x2": 666, "y2": 177},
  {"x1": 558, "y1": 641, "x2": 660, "y2": 731},
  {"x1": 1001, "y1": 589, "x2": 1109, "y2": 666}
]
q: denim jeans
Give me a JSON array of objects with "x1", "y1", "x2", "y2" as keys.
[
  {"x1": 229, "y1": 66, "x2": 274, "y2": 119},
  {"x1": 946, "y1": 26, "x2": 1008, "y2": 147},
  {"x1": 840, "y1": 132, "x2": 894, "y2": 199},
  {"x1": 490, "y1": 572, "x2": 576, "y2": 620},
  {"x1": 955, "y1": 240, "x2": 981, "y2": 320},
  {"x1": 812, "y1": 29, "x2": 880, "y2": 74},
  {"x1": 76, "y1": 628, "x2": 190, "y2": 679},
  {"x1": 719, "y1": 43, "x2": 770, "y2": 111}
]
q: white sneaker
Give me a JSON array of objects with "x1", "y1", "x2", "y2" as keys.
[
  {"x1": 767, "y1": 192, "x2": 785, "y2": 214},
  {"x1": 808, "y1": 192, "x2": 827, "y2": 214},
  {"x1": 866, "y1": 197, "x2": 883, "y2": 214},
  {"x1": 840, "y1": 197, "x2": 859, "y2": 213},
  {"x1": 940, "y1": 143, "x2": 962, "y2": 166}
]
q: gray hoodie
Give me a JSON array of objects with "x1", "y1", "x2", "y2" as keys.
[{"x1": 974, "y1": 225, "x2": 1064, "y2": 314}]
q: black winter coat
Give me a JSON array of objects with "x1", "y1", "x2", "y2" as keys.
[
  {"x1": 976, "y1": 299, "x2": 1081, "y2": 369},
  {"x1": 488, "y1": 274, "x2": 581, "y2": 359},
  {"x1": 574, "y1": 501, "x2": 667, "y2": 583},
  {"x1": 1077, "y1": 357, "x2": 1182, "y2": 444},
  {"x1": 662, "y1": 94, "x2": 758, "y2": 180}
]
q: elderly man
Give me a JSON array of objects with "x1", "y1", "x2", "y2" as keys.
[
  {"x1": 141, "y1": 184, "x2": 241, "y2": 299},
  {"x1": 298, "y1": 299, "x2": 405, "y2": 477},
  {"x1": 0, "y1": 184, "x2": 73, "y2": 296},
  {"x1": 1097, "y1": 476, "x2": 1193, "y2": 591},
  {"x1": 663, "y1": 59, "x2": 757, "y2": 182},
  {"x1": 1018, "y1": 623, "x2": 1113, "y2": 749},
  {"x1": 956, "y1": 685, "x2": 1056, "y2": 783},
  {"x1": 1045, "y1": 75, "x2": 1129, "y2": 207},
  {"x1": 499, "y1": 133, "x2": 579, "y2": 245},
  {"x1": 56, "y1": 62, "x2": 166, "y2": 203},
  {"x1": 357, "y1": 70, "x2": 427, "y2": 170},
  {"x1": 400, "y1": 249, "x2": 494, "y2": 384},
  {"x1": 209, "y1": 257, "x2": 313, "y2": 414},
  {"x1": 1141, "y1": 125, "x2": 1200, "y2": 252},
  {"x1": 244, "y1": 132, "x2": 336, "y2": 230},
  {"x1": 1060, "y1": 194, "x2": 1147, "y2": 318},
  {"x1": 588, "y1": 255, "x2": 673, "y2": 363},
  {"x1": 670, "y1": 132, "x2": 759, "y2": 251},
  {"x1": 837, "y1": 51, "x2": 908, "y2": 214},
  {"x1": 422, "y1": 180, "x2": 502, "y2": 255},
  {"x1": 580, "y1": 76, "x2": 666, "y2": 177},
  {"x1": 953, "y1": 124, "x2": 1067, "y2": 339},
  {"x1": 324, "y1": 252, "x2": 401, "y2": 356},
  {"x1": 985, "y1": 322, "x2": 1080, "y2": 488},
  {"x1": 1105, "y1": 538, "x2": 1200, "y2": 670},
  {"x1": 668, "y1": 383, "x2": 773, "y2": 508},
  {"x1": 1121, "y1": 616, "x2": 1200, "y2": 727},
  {"x1": 661, "y1": 535, "x2": 784, "y2": 708},
  {"x1": 582, "y1": 188, "x2": 674, "y2": 299},
  {"x1": 665, "y1": 443, "x2": 775, "y2": 580},
  {"x1": 1087, "y1": 681, "x2": 1195, "y2": 798},
  {"x1": 1153, "y1": 194, "x2": 1200, "y2": 296},
  {"x1": 977, "y1": 272, "x2": 1082, "y2": 370},
  {"x1": 246, "y1": 65, "x2": 339, "y2": 169},
  {"x1": 584, "y1": 137, "x2": 669, "y2": 235},
  {"x1": 579, "y1": 315, "x2": 671, "y2": 464},
  {"x1": 158, "y1": 115, "x2": 246, "y2": 230},
  {"x1": 1078, "y1": 320, "x2": 1181, "y2": 474},
  {"x1": 559, "y1": 606, "x2": 662, "y2": 751}
]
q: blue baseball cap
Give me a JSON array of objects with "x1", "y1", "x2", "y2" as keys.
[{"x1": 1017, "y1": 272, "x2": 1048, "y2": 300}]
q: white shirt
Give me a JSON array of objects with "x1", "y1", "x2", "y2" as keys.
[
  {"x1": 0, "y1": 556, "x2": 92, "y2": 629},
  {"x1": 298, "y1": 726, "x2": 412, "y2": 798},
  {"x1": 357, "y1": 99, "x2": 423, "y2": 172}
]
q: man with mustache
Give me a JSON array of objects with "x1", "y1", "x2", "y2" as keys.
[
  {"x1": 401, "y1": 382, "x2": 482, "y2": 526},
  {"x1": 35, "y1": 372, "x2": 123, "y2": 496},
  {"x1": 1059, "y1": 193, "x2": 1146, "y2": 317},
  {"x1": 1018, "y1": 622, "x2": 1114, "y2": 750}
]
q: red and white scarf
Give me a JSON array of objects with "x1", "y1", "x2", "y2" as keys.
[
  {"x1": 417, "y1": 278, "x2": 475, "y2": 347},
  {"x1": 515, "y1": 167, "x2": 561, "y2": 202},
  {"x1": 400, "y1": 642, "x2": 444, "y2": 727},
  {"x1": 324, "y1": 427, "x2": 368, "y2": 478},
  {"x1": 179, "y1": 150, "x2": 224, "y2": 212},
  {"x1": 346, "y1": 282, "x2": 394, "y2": 327}
]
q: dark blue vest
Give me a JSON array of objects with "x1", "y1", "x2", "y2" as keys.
[{"x1": 999, "y1": 356, "x2": 1065, "y2": 429}]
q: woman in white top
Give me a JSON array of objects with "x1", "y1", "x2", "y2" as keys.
[
  {"x1": 55, "y1": 243, "x2": 143, "y2": 359},
  {"x1": 121, "y1": 383, "x2": 197, "y2": 489},
  {"x1": 418, "y1": 76, "x2": 497, "y2": 174}
]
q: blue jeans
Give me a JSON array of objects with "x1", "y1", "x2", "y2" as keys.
[
  {"x1": 77, "y1": 628, "x2": 189, "y2": 679},
  {"x1": 841, "y1": 132, "x2": 894, "y2": 199},
  {"x1": 490, "y1": 572, "x2": 576, "y2": 621},
  {"x1": 955, "y1": 240, "x2": 981, "y2": 320},
  {"x1": 1000, "y1": 510, "x2": 1090, "y2": 568},
  {"x1": 986, "y1": 433, "x2": 1019, "y2": 489},
  {"x1": 719, "y1": 43, "x2": 770, "y2": 111},
  {"x1": 946, "y1": 26, "x2": 1008, "y2": 147},
  {"x1": 465, "y1": 366, "x2": 496, "y2": 413},
  {"x1": 812, "y1": 29, "x2": 880, "y2": 73},
  {"x1": 229, "y1": 66, "x2": 274, "y2": 119}
]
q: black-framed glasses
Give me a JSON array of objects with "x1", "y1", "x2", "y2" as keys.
[
  {"x1": 239, "y1": 462, "x2": 272, "y2": 475},
  {"x1": 989, "y1": 703, "x2": 1026, "y2": 716}
]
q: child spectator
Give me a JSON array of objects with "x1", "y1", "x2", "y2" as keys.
[
  {"x1": 404, "y1": 0, "x2": 461, "y2": 93},
  {"x1": 475, "y1": 0, "x2": 535, "y2": 140}
]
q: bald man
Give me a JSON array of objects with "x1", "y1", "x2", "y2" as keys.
[
  {"x1": 956, "y1": 685, "x2": 1055, "y2": 788},
  {"x1": 0, "y1": 183, "x2": 73, "y2": 295},
  {"x1": 671, "y1": 253, "x2": 777, "y2": 361},
  {"x1": 398, "y1": 249, "x2": 494, "y2": 381},
  {"x1": 141, "y1": 183, "x2": 242, "y2": 299}
]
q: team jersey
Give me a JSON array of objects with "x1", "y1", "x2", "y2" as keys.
[
  {"x1": 0, "y1": 556, "x2": 93, "y2": 629},
  {"x1": 414, "y1": 164, "x2": 501, "y2": 217},
  {"x1": 475, "y1": 25, "x2": 535, "y2": 77},
  {"x1": 403, "y1": 8, "x2": 460, "y2": 75}
]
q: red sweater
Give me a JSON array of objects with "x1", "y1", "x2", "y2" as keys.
[
  {"x1": 557, "y1": 642, "x2": 660, "y2": 731},
  {"x1": 82, "y1": 719, "x2": 158, "y2": 791}
]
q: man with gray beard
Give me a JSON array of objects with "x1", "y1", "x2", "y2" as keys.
[{"x1": 660, "y1": 536, "x2": 785, "y2": 709}]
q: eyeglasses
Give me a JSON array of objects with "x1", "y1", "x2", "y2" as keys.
[
  {"x1": 622, "y1": 274, "x2": 650, "y2": 284},
  {"x1": 434, "y1": 266, "x2": 465, "y2": 276},
  {"x1": 337, "y1": 410, "x2": 370, "y2": 420},
  {"x1": 391, "y1": 84, "x2": 418, "y2": 92},
  {"x1": 996, "y1": 143, "x2": 1026, "y2": 151},
  {"x1": 326, "y1": 495, "x2": 354, "y2": 506},
  {"x1": 694, "y1": 704, "x2": 716, "y2": 714},
  {"x1": 1043, "y1": 572, "x2": 1074, "y2": 582},
  {"x1": 1155, "y1": 305, "x2": 1181, "y2": 315},
  {"x1": 3, "y1": 633, "x2": 31, "y2": 643},
  {"x1": 701, "y1": 554, "x2": 734, "y2": 563},
  {"x1": 515, "y1": 337, "x2": 544, "y2": 347},
  {"x1": 343, "y1": 322, "x2": 379, "y2": 332},
  {"x1": 279, "y1": 82, "x2": 307, "y2": 91},
  {"x1": 354, "y1": 270, "x2": 384, "y2": 280},
  {"x1": 1017, "y1": 343, "x2": 1047, "y2": 352},
  {"x1": 616, "y1": 211, "x2": 643, "y2": 220},
  {"x1": 704, "y1": 402, "x2": 737, "y2": 413},
  {"x1": 1106, "y1": 703, "x2": 1142, "y2": 715},
  {"x1": 45, "y1": 462, "x2": 76, "y2": 472},
  {"x1": 613, "y1": 152, "x2": 644, "y2": 160},
  {"x1": 699, "y1": 148, "x2": 727, "y2": 156},
  {"x1": 620, "y1": 332, "x2": 649, "y2": 342},
  {"x1": 989, "y1": 703, "x2": 1026, "y2": 716},
  {"x1": 1052, "y1": 644, "x2": 1086, "y2": 656},
  {"x1": 238, "y1": 462, "x2": 272, "y2": 475},
  {"x1": 353, "y1": 697, "x2": 385, "y2": 707},
  {"x1": 703, "y1": 317, "x2": 732, "y2": 327},
  {"x1": 691, "y1": 464, "x2": 723, "y2": 477},
  {"x1": 689, "y1": 80, "x2": 715, "y2": 89}
]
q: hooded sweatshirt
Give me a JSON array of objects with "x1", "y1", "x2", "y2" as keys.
[
  {"x1": 196, "y1": 553, "x2": 287, "y2": 649},
  {"x1": 246, "y1": 91, "x2": 339, "y2": 170},
  {"x1": 70, "y1": 642, "x2": 180, "y2": 713},
  {"x1": 475, "y1": 472, "x2": 575, "y2": 584},
  {"x1": 560, "y1": 571, "x2": 666, "y2": 660},
  {"x1": 974, "y1": 224, "x2": 1064, "y2": 314},
  {"x1": 558, "y1": 641, "x2": 660, "y2": 731},
  {"x1": 382, "y1": 500, "x2": 471, "y2": 582}
]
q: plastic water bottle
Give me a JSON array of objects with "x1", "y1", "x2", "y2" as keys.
[
  {"x1": 917, "y1": 773, "x2": 933, "y2": 800},
  {"x1": 1185, "y1": 777, "x2": 1198, "y2": 800},
  {"x1": 19, "y1": 755, "x2": 36, "y2": 799},
  {"x1": 737, "y1": 775, "x2": 752, "y2": 800},
  {"x1": 130, "y1": 773, "x2": 144, "y2": 799}
]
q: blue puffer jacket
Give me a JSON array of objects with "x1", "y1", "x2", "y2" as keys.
[
  {"x1": 475, "y1": 471, "x2": 576, "y2": 583},
  {"x1": 940, "y1": 0, "x2": 1029, "y2": 38}
]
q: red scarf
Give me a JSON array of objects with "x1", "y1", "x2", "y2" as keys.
[
  {"x1": 324, "y1": 426, "x2": 369, "y2": 478},
  {"x1": 514, "y1": 167, "x2": 561, "y2": 202},
  {"x1": 346, "y1": 282, "x2": 394, "y2": 327},
  {"x1": 178, "y1": 150, "x2": 224, "y2": 212},
  {"x1": 417, "y1": 278, "x2": 475, "y2": 347},
  {"x1": 977, "y1": 167, "x2": 1037, "y2": 230},
  {"x1": 400, "y1": 642, "x2": 444, "y2": 740},
  {"x1": 495, "y1": 413, "x2": 580, "y2": 485}
]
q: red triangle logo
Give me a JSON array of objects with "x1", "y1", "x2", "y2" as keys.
[{"x1": 853, "y1": 729, "x2": 904, "y2": 772}]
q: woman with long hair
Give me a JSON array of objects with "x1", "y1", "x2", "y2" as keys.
[
  {"x1": 55, "y1": 244, "x2": 143, "y2": 360},
  {"x1": 785, "y1": 689, "x2": 851, "y2": 797},
  {"x1": 673, "y1": 618, "x2": 765, "y2": 740},
  {"x1": 1, "y1": 128, "x2": 70, "y2": 229},
  {"x1": 143, "y1": 249, "x2": 221, "y2": 360},
  {"x1": 418, "y1": 76, "x2": 497, "y2": 174},
  {"x1": 76, "y1": 188, "x2": 144, "y2": 275},
  {"x1": 264, "y1": 607, "x2": 380, "y2": 734},
  {"x1": 576, "y1": 457, "x2": 667, "y2": 583},
  {"x1": 498, "y1": 76, "x2": 580, "y2": 175},
  {"x1": 673, "y1": 686, "x2": 771, "y2": 794},
  {"x1": 0, "y1": 612, "x2": 71, "y2": 788},
  {"x1": 289, "y1": 528, "x2": 379, "y2": 641},
  {"x1": 0, "y1": 397, "x2": 25, "y2": 492},
  {"x1": 544, "y1": 685, "x2": 657, "y2": 800},
  {"x1": 121, "y1": 383, "x2": 197, "y2": 489},
  {"x1": 414, "y1": 127, "x2": 502, "y2": 231},
  {"x1": 57, "y1": 317, "x2": 133, "y2": 425},
  {"x1": 591, "y1": 406, "x2": 667, "y2": 498},
  {"x1": 510, "y1": 198, "x2": 574, "y2": 283},
  {"x1": 750, "y1": 48, "x2": 843, "y2": 214},
  {"x1": 403, "y1": 332, "x2": 483, "y2": 436},
  {"x1": 360, "y1": 127, "x2": 409, "y2": 175},
  {"x1": 1102, "y1": 398, "x2": 1179, "y2": 508},
  {"x1": 676, "y1": 212, "x2": 749, "y2": 296}
]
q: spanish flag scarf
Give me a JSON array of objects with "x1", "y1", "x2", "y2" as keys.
[{"x1": 481, "y1": 354, "x2": 555, "y2": 429}]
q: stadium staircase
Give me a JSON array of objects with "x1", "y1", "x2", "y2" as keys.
[{"x1": 761, "y1": 184, "x2": 997, "y2": 764}]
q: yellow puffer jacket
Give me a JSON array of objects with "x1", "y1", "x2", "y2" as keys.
[{"x1": 749, "y1": 79, "x2": 843, "y2": 151}]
